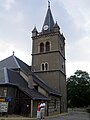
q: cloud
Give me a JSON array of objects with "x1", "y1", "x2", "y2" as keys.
[
  {"x1": 13, "y1": 12, "x2": 24, "y2": 24},
  {"x1": 0, "y1": 0, "x2": 90, "y2": 77},
  {"x1": 0, "y1": 39, "x2": 31, "y2": 65},
  {"x1": 59, "y1": 0, "x2": 90, "y2": 31},
  {"x1": 15, "y1": 50, "x2": 31, "y2": 65},
  {"x1": 3, "y1": 0, "x2": 15, "y2": 11},
  {"x1": 0, "y1": 39, "x2": 14, "y2": 60},
  {"x1": 84, "y1": 21, "x2": 90, "y2": 32},
  {"x1": 66, "y1": 61, "x2": 90, "y2": 77},
  {"x1": 66, "y1": 34, "x2": 90, "y2": 62},
  {"x1": 57, "y1": 0, "x2": 90, "y2": 76}
]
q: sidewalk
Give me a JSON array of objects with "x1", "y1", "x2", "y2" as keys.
[
  {"x1": 0, "y1": 111, "x2": 89, "y2": 120},
  {"x1": 0, "y1": 113, "x2": 67, "y2": 120}
]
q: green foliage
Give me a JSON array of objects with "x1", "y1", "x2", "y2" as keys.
[{"x1": 67, "y1": 70, "x2": 90, "y2": 108}]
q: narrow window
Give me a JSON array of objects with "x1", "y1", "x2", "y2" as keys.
[
  {"x1": 62, "y1": 62, "x2": 64, "y2": 69},
  {"x1": 45, "y1": 63, "x2": 48, "y2": 70},
  {"x1": 41, "y1": 63, "x2": 44, "y2": 71},
  {"x1": 46, "y1": 42, "x2": 50, "y2": 51},
  {"x1": 41, "y1": 63, "x2": 49, "y2": 71},
  {"x1": 40, "y1": 43, "x2": 44, "y2": 52}
]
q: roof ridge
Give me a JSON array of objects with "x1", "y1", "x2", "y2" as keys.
[
  {"x1": 32, "y1": 73, "x2": 61, "y2": 95},
  {"x1": 0, "y1": 55, "x2": 12, "y2": 62},
  {"x1": 4, "y1": 67, "x2": 9, "y2": 83},
  {"x1": 13, "y1": 55, "x2": 20, "y2": 68}
]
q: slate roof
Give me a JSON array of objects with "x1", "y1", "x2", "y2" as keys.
[
  {"x1": 0, "y1": 55, "x2": 61, "y2": 97},
  {"x1": 32, "y1": 73, "x2": 61, "y2": 96},
  {"x1": 0, "y1": 55, "x2": 31, "y2": 75},
  {"x1": 0, "y1": 68, "x2": 48, "y2": 100},
  {"x1": 0, "y1": 55, "x2": 19, "y2": 69}
]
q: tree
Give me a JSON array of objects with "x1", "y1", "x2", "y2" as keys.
[{"x1": 67, "y1": 70, "x2": 90, "y2": 108}]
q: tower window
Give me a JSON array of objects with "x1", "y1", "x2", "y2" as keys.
[
  {"x1": 40, "y1": 43, "x2": 44, "y2": 52},
  {"x1": 45, "y1": 42, "x2": 50, "y2": 51},
  {"x1": 41, "y1": 63, "x2": 44, "y2": 71},
  {"x1": 41, "y1": 62, "x2": 49, "y2": 71},
  {"x1": 45, "y1": 63, "x2": 48, "y2": 70}
]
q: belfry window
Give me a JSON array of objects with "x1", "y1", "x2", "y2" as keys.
[
  {"x1": 41, "y1": 62, "x2": 49, "y2": 71},
  {"x1": 40, "y1": 43, "x2": 44, "y2": 52},
  {"x1": 45, "y1": 63, "x2": 48, "y2": 70},
  {"x1": 41, "y1": 63, "x2": 44, "y2": 71},
  {"x1": 46, "y1": 42, "x2": 50, "y2": 51}
]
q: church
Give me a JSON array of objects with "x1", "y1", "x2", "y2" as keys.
[{"x1": 0, "y1": 2, "x2": 67, "y2": 117}]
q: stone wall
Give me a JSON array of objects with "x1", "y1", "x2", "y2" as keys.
[{"x1": 47, "y1": 95, "x2": 61, "y2": 116}]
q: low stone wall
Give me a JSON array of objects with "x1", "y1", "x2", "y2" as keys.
[{"x1": 68, "y1": 108, "x2": 87, "y2": 112}]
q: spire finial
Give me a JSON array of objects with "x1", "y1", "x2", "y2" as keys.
[
  {"x1": 13, "y1": 51, "x2": 15, "y2": 55},
  {"x1": 48, "y1": 1, "x2": 50, "y2": 8}
]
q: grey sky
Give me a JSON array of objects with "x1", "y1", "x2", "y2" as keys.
[{"x1": 0, "y1": 0, "x2": 90, "y2": 77}]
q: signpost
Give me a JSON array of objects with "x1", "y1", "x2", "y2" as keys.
[
  {"x1": 0, "y1": 97, "x2": 12, "y2": 116},
  {"x1": 0, "y1": 102, "x2": 8, "y2": 113}
]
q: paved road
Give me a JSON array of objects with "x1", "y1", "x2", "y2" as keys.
[
  {"x1": 0, "y1": 111, "x2": 89, "y2": 120},
  {"x1": 45, "y1": 111, "x2": 90, "y2": 120}
]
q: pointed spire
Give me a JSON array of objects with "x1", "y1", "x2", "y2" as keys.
[
  {"x1": 42, "y1": 1, "x2": 54, "y2": 32},
  {"x1": 53, "y1": 21, "x2": 60, "y2": 32},
  {"x1": 54, "y1": 21, "x2": 60, "y2": 28},
  {"x1": 32, "y1": 26, "x2": 38, "y2": 37},
  {"x1": 32, "y1": 26, "x2": 37, "y2": 33}
]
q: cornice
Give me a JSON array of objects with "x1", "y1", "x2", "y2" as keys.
[
  {"x1": 32, "y1": 50, "x2": 66, "y2": 60},
  {"x1": 32, "y1": 31, "x2": 60, "y2": 40},
  {"x1": 33, "y1": 69, "x2": 66, "y2": 76}
]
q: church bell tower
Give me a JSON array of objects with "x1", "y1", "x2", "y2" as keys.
[{"x1": 31, "y1": 1, "x2": 67, "y2": 112}]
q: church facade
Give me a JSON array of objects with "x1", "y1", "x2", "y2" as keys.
[
  {"x1": 32, "y1": 2, "x2": 67, "y2": 113},
  {"x1": 0, "y1": 2, "x2": 67, "y2": 117}
]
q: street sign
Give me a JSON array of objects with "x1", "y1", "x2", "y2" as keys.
[{"x1": 0, "y1": 102, "x2": 8, "y2": 112}]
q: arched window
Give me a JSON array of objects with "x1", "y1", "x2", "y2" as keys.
[
  {"x1": 45, "y1": 63, "x2": 49, "y2": 70},
  {"x1": 45, "y1": 42, "x2": 50, "y2": 51},
  {"x1": 40, "y1": 43, "x2": 44, "y2": 52},
  {"x1": 41, "y1": 62, "x2": 49, "y2": 71},
  {"x1": 41, "y1": 63, "x2": 44, "y2": 71}
]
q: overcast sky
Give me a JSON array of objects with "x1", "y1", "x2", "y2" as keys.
[{"x1": 0, "y1": 0, "x2": 90, "y2": 77}]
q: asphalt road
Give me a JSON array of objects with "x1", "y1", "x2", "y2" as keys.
[
  {"x1": 0, "y1": 110, "x2": 89, "y2": 120},
  {"x1": 45, "y1": 111, "x2": 90, "y2": 120}
]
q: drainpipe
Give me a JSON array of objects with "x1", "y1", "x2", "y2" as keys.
[{"x1": 31, "y1": 100, "x2": 33, "y2": 117}]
